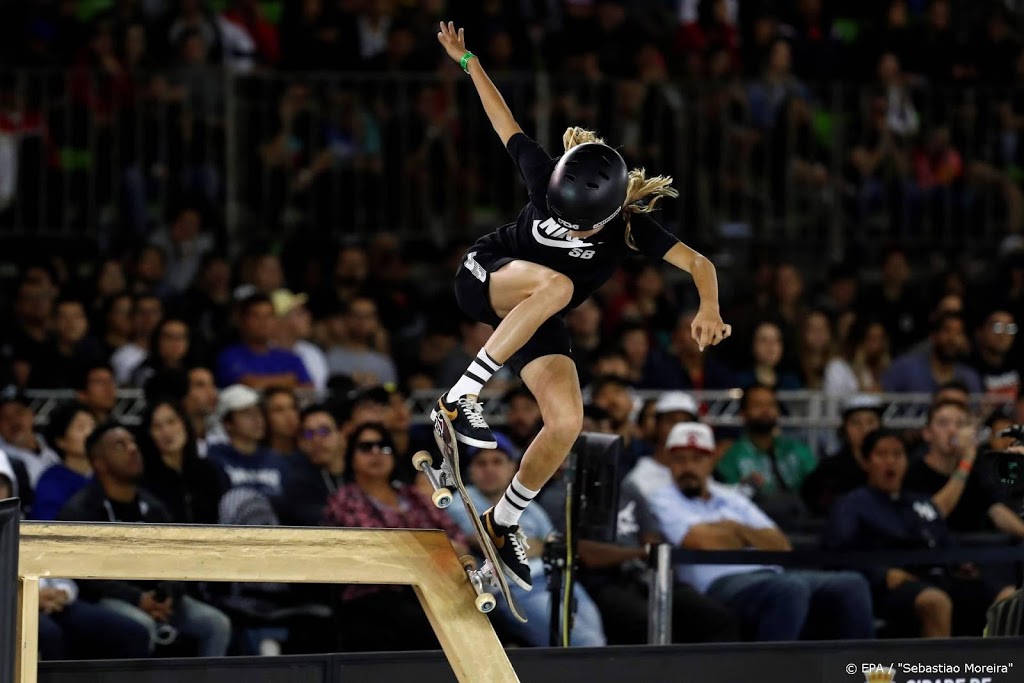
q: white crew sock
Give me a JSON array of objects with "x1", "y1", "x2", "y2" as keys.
[
  {"x1": 493, "y1": 474, "x2": 539, "y2": 527},
  {"x1": 446, "y1": 348, "x2": 502, "y2": 402}
]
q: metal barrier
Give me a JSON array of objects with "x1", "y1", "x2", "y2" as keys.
[{"x1": 0, "y1": 67, "x2": 1018, "y2": 253}]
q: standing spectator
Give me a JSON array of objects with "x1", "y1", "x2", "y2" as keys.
[
  {"x1": 745, "y1": 39, "x2": 809, "y2": 131},
  {"x1": 262, "y1": 387, "x2": 300, "y2": 458},
  {"x1": 0, "y1": 387, "x2": 60, "y2": 487},
  {"x1": 800, "y1": 394, "x2": 883, "y2": 517},
  {"x1": 270, "y1": 289, "x2": 328, "y2": 394},
  {"x1": 448, "y1": 433, "x2": 607, "y2": 646},
  {"x1": 207, "y1": 384, "x2": 286, "y2": 498},
  {"x1": 32, "y1": 403, "x2": 96, "y2": 521},
  {"x1": 882, "y1": 312, "x2": 983, "y2": 394},
  {"x1": 825, "y1": 429, "x2": 1014, "y2": 637},
  {"x1": 74, "y1": 363, "x2": 118, "y2": 424},
  {"x1": 323, "y1": 422, "x2": 468, "y2": 651},
  {"x1": 111, "y1": 294, "x2": 164, "y2": 386},
  {"x1": 663, "y1": 310, "x2": 735, "y2": 390},
  {"x1": 969, "y1": 308, "x2": 1019, "y2": 400},
  {"x1": 216, "y1": 294, "x2": 312, "y2": 389},
  {"x1": 324, "y1": 296, "x2": 397, "y2": 388},
  {"x1": 138, "y1": 400, "x2": 223, "y2": 524},
  {"x1": 717, "y1": 384, "x2": 817, "y2": 499},
  {"x1": 734, "y1": 321, "x2": 803, "y2": 391},
  {"x1": 823, "y1": 316, "x2": 890, "y2": 395},
  {"x1": 278, "y1": 404, "x2": 345, "y2": 526},
  {"x1": 650, "y1": 422, "x2": 874, "y2": 641},
  {"x1": 903, "y1": 400, "x2": 1024, "y2": 538},
  {"x1": 130, "y1": 318, "x2": 193, "y2": 389},
  {"x1": 57, "y1": 423, "x2": 231, "y2": 657}
]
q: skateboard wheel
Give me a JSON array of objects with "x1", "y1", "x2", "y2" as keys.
[
  {"x1": 412, "y1": 451, "x2": 433, "y2": 471},
  {"x1": 432, "y1": 488, "x2": 453, "y2": 509},
  {"x1": 459, "y1": 555, "x2": 478, "y2": 571},
  {"x1": 475, "y1": 593, "x2": 496, "y2": 613}
]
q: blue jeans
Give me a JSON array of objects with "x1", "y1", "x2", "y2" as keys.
[
  {"x1": 100, "y1": 595, "x2": 232, "y2": 657},
  {"x1": 499, "y1": 582, "x2": 606, "y2": 647},
  {"x1": 706, "y1": 570, "x2": 875, "y2": 641},
  {"x1": 39, "y1": 601, "x2": 152, "y2": 660}
]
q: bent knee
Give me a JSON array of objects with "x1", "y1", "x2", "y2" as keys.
[
  {"x1": 547, "y1": 404, "x2": 584, "y2": 442},
  {"x1": 539, "y1": 272, "x2": 574, "y2": 309},
  {"x1": 914, "y1": 587, "x2": 953, "y2": 617}
]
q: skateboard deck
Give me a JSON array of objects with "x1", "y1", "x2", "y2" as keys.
[{"x1": 415, "y1": 409, "x2": 527, "y2": 623}]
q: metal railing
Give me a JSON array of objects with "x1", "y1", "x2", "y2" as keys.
[{"x1": 1, "y1": 67, "x2": 1019, "y2": 254}]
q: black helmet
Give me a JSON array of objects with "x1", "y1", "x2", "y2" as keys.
[{"x1": 547, "y1": 143, "x2": 629, "y2": 231}]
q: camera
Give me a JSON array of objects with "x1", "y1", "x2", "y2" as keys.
[{"x1": 988, "y1": 424, "x2": 1024, "y2": 495}]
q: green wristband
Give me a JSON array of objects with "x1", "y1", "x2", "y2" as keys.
[{"x1": 460, "y1": 51, "x2": 476, "y2": 73}]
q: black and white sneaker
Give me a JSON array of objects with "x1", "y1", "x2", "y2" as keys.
[
  {"x1": 431, "y1": 394, "x2": 497, "y2": 449},
  {"x1": 480, "y1": 507, "x2": 532, "y2": 591}
]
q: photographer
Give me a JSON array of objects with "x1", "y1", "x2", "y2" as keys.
[{"x1": 904, "y1": 400, "x2": 1024, "y2": 538}]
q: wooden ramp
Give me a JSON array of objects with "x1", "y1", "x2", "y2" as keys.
[{"x1": 17, "y1": 522, "x2": 518, "y2": 683}]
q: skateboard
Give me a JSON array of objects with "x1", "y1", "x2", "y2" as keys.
[{"x1": 412, "y1": 410, "x2": 527, "y2": 623}]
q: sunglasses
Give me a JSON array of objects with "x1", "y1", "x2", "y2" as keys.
[
  {"x1": 992, "y1": 322, "x2": 1018, "y2": 336},
  {"x1": 356, "y1": 441, "x2": 393, "y2": 455},
  {"x1": 302, "y1": 426, "x2": 334, "y2": 440}
]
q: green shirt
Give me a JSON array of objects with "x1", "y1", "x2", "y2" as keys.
[{"x1": 717, "y1": 435, "x2": 818, "y2": 494}]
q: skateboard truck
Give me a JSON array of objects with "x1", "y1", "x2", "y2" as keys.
[{"x1": 412, "y1": 451, "x2": 453, "y2": 508}]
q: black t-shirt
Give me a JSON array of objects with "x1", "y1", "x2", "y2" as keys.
[
  {"x1": 968, "y1": 351, "x2": 1021, "y2": 400},
  {"x1": 903, "y1": 458, "x2": 1007, "y2": 533},
  {"x1": 471, "y1": 133, "x2": 679, "y2": 309}
]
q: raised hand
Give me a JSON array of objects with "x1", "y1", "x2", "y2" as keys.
[
  {"x1": 691, "y1": 307, "x2": 732, "y2": 353},
  {"x1": 437, "y1": 21, "x2": 469, "y2": 64}
]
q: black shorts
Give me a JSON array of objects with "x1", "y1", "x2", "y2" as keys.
[
  {"x1": 453, "y1": 249, "x2": 572, "y2": 377},
  {"x1": 883, "y1": 575, "x2": 1001, "y2": 637}
]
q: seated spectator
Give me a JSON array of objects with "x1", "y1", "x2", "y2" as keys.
[
  {"x1": 662, "y1": 310, "x2": 735, "y2": 390},
  {"x1": 32, "y1": 403, "x2": 96, "y2": 521},
  {"x1": 184, "y1": 366, "x2": 219, "y2": 454},
  {"x1": 262, "y1": 387, "x2": 301, "y2": 458},
  {"x1": 324, "y1": 296, "x2": 398, "y2": 388},
  {"x1": 37, "y1": 577, "x2": 151, "y2": 661},
  {"x1": 74, "y1": 363, "x2": 118, "y2": 424},
  {"x1": 589, "y1": 375, "x2": 651, "y2": 472},
  {"x1": 904, "y1": 400, "x2": 1024, "y2": 538},
  {"x1": 138, "y1": 400, "x2": 223, "y2": 524},
  {"x1": 734, "y1": 321, "x2": 803, "y2": 391},
  {"x1": 823, "y1": 316, "x2": 890, "y2": 395},
  {"x1": 447, "y1": 433, "x2": 606, "y2": 646},
  {"x1": 502, "y1": 386, "x2": 542, "y2": 453},
  {"x1": 969, "y1": 307, "x2": 1020, "y2": 400},
  {"x1": 0, "y1": 450, "x2": 21, "y2": 503},
  {"x1": 825, "y1": 429, "x2": 1015, "y2": 637},
  {"x1": 110, "y1": 294, "x2": 163, "y2": 386},
  {"x1": 801, "y1": 394, "x2": 883, "y2": 517},
  {"x1": 216, "y1": 293, "x2": 312, "y2": 390},
  {"x1": 882, "y1": 312, "x2": 982, "y2": 394},
  {"x1": 129, "y1": 318, "x2": 194, "y2": 390},
  {"x1": 57, "y1": 423, "x2": 231, "y2": 656},
  {"x1": 277, "y1": 404, "x2": 345, "y2": 526},
  {"x1": 796, "y1": 310, "x2": 833, "y2": 390},
  {"x1": 323, "y1": 422, "x2": 468, "y2": 651},
  {"x1": 270, "y1": 289, "x2": 328, "y2": 394},
  {"x1": 0, "y1": 386, "x2": 60, "y2": 488},
  {"x1": 30, "y1": 297, "x2": 101, "y2": 389},
  {"x1": 717, "y1": 384, "x2": 817, "y2": 505},
  {"x1": 650, "y1": 422, "x2": 875, "y2": 641},
  {"x1": 579, "y1": 419, "x2": 740, "y2": 645},
  {"x1": 207, "y1": 385, "x2": 287, "y2": 498}
]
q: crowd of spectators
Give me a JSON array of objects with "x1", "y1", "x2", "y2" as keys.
[
  {"x1": 2, "y1": 0, "x2": 1024, "y2": 663},
  {"x1": 4, "y1": 0, "x2": 1024, "y2": 245}
]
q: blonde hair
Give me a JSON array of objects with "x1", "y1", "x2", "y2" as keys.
[{"x1": 562, "y1": 127, "x2": 678, "y2": 250}]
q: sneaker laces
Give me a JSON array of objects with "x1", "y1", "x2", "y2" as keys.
[
  {"x1": 509, "y1": 527, "x2": 529, "y2": 565},
  {"x1": 457, "y1": 396, "x2": 489, "y2": 430}
]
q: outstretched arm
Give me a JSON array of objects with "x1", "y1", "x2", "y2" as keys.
[
  {"x1": 437, "y1": 21, "x2": 522, "y2": 146},
  {"x1": 663, "y1": 242, "x2": 732, "y2": 351}
]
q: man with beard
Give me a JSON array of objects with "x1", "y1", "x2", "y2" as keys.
[
  {"x1": 717, "y1": 384, "x2": 817, "y2": 497},
  {"x1": 589, "y1": 375, "x2": 651, "y2": 472},
  {"x1": 882, "y1": 312, "x2": 982, "y2": 394},
  {"x1": 903, "y1": 400, "x2": 1024, "y2": 538},
  {"x1": 968, "y1": 307, "x2": 1020, "y2": 400},
  {"x1": 649, "y1": 421, "x2": 875, "y2": 641},
  {"x1": 501, "y1": 386, "x2": 542, "y2": 453}
]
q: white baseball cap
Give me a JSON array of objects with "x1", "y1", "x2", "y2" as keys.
[
  {"x1": 654, "y1": 391, "x2": 699, "y2": 417},
  {"x1": 216, "y1": 384, "x2": 261, "y2": 420},
  {"x1": 665, "y1": 422, "x2": 716, "y2": 453}
]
